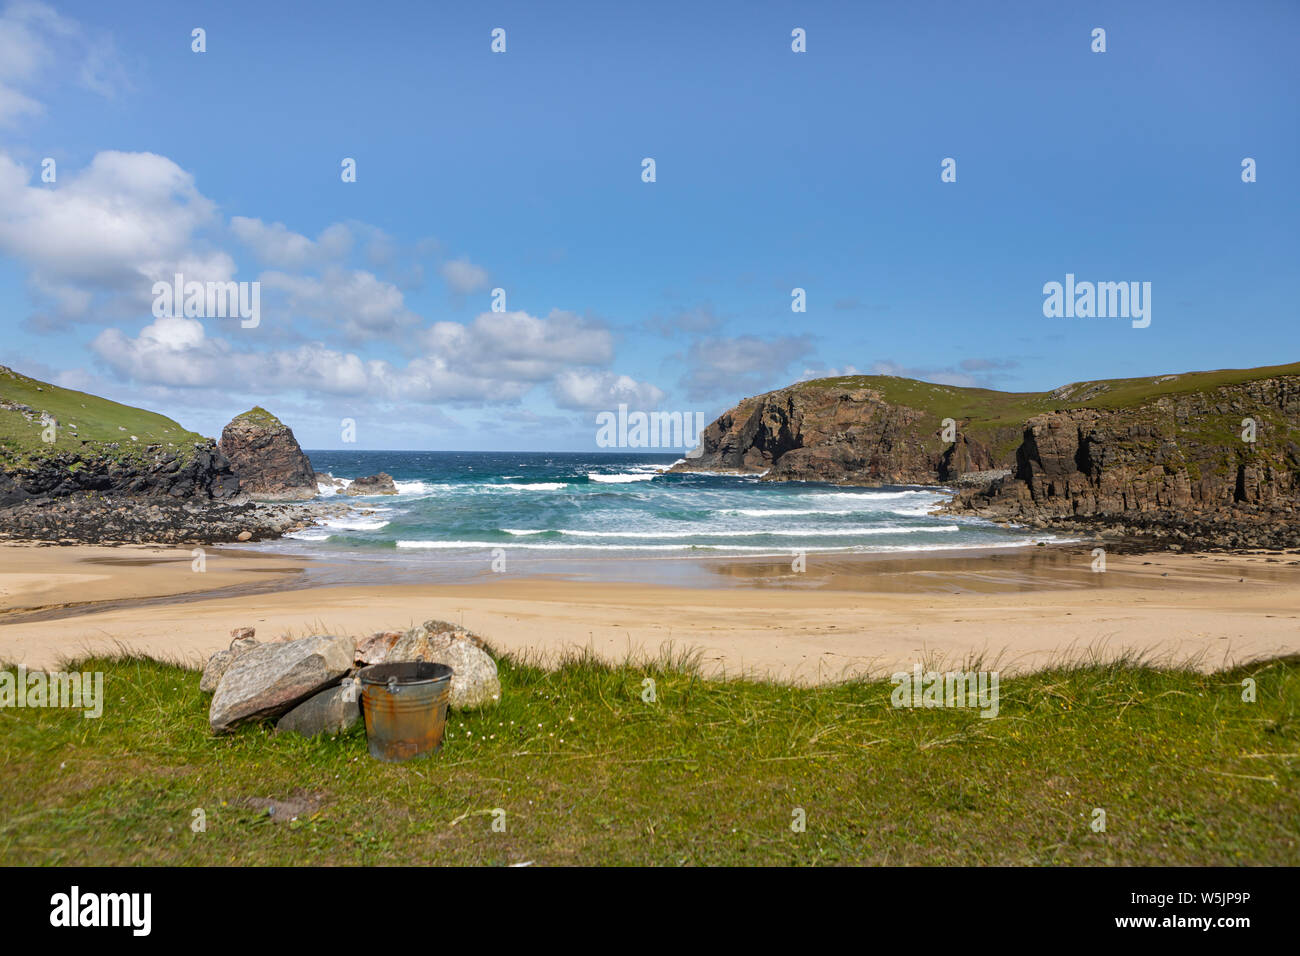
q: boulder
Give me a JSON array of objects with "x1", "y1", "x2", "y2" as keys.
[
  {"x1": 389, "y1": 622, "x2": 499, "y2": 709},
  {"x1": 275, "y1": 680, "x2": 361, "y2": 737},
  {"x1": 199, "y1": 650, "x2": 233, "y2": 693},
  {"x1": 229, "y1": 635, "x2": 259, "y2": 656},
  {"x1": 434, "y1": 641, "x2": 501, "y2": 709},
  {"x1": 219, "y1": 407, "x2": 317, "y2": 501},
  {"x1": 199, "y1": 629, "x2": 259, "y2": 692},
  {"x1": 356, "y1": 630, "x2": 403, "y2": 665},
  {"x1": 389, "y1": 619, "x2": 488, "y2": 659},
  {"x1": 344, "y1": 473, "x2": 398, "y2": 496},
  {"x1": 209, "y1": 633, "x2": 353, "y2": 732}
]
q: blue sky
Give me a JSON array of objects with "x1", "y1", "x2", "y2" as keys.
[{"x1": 1, "y1": 0, "x2": 1296, "y2": 450}]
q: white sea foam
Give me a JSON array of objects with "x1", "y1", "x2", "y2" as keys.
[
  {"x1": 322, "y1": 517, "x2": 390, "y2": 531},
  {"x1": 497, "y1": 482, "x2": 569, "y2": 491},
  {"x1": 587, "y1": 472, "x2": 655, "y2": 483},
  {"x1": 286, "y1": 526, "x2": 334, "y2": 541},
  {"x1": 499, "y1": 525, "x2": 960, "y2": 538},
  {"x1": 720, "y1": 508, "x2": 858, "y2": 517},
  {"x1": 801, "y1": 489, "x2": 940, "y2": 501},
  {"x1": 392, "y1": 480, "x2": 433, "y2": 495},
  {"x1": 398, "y1": 540, "x2": 781, "y2": 552},
  {"x1": 395, "y1": 535, "x2": 1071, "y2": 553}
]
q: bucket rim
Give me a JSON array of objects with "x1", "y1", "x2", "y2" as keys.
[{"x1": 357, "y1": 661, "x2": 454, "y2": 686}]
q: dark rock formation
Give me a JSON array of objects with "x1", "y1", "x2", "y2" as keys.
[
  {"x1": 0, "y1": 441, "x2": 240, "y2": 508},
  {"x1": 953, "y1": 378, "x2": 1300, "y2": 520},
  {"x1": 672, "y1": 384, "x2": 1016, "y2": 484},
  {"x1": 0, "y1": 494, "x2": 317, "y2": 545},
  {"x1": 674, "y1": 366, "x2": 1300, "y2": 550},
  {"x1": 344, "y1": 472, "x2": 398, "y2": 496},
  {"x1": 219, "y1": 407, "x2": 317, "y2": 500}
]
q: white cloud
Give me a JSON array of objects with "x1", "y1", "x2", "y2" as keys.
[
  {"x1": 680, "y1": 333, "x2": 814, "y2": 399},
  {"x1": 92, "y1": 316, "x2": 232, "y2": 387},
  {"x1": 0, "y1": 150, "x2": 232, "y2": 326},
  {"x1": 0, "y1": 2, "x2": 124, "y2": 126},
  {"x1": 259, "y1": 267, "x2": 419, "y2": 340},
  {"x1": 0, "y1": 83, "x2": 41, "y2": 124},
  {"x1": 439, "y1": 257, "x2": 490, "y2": 295},
  {"x1": 91, "y1": 309, "x2": 642, "y2": 408},
  {"x1": 423, "y1": 310, "x2": 613, "y2": 382},
  {"x1": 551, "y1": 370, "x2": 665, "y2": 411},
  {"x1": 798, "y1": 363, "x2": 860, "y2": 380},
  {"x1": 231, "y1": 217, "x2": 353, "y2": 269}
]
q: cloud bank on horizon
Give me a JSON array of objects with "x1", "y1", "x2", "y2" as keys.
[{"x1": 0, "y1": 0, "x2": 1296, "y2": 450}]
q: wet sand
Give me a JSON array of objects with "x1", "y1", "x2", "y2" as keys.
[{"x1": 2, "y1": 542, "x2": 1298, "y2": 680}]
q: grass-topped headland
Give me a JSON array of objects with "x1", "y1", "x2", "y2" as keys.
[
  {"x1": 2, "y1": 650, "x2": 1295, "y2": 865},
  {"x1": 800, "y1": 361, "x2": 1300, "y2": 420},
  {"x1": 795, "y1": 361, "x2": 1300, "y2": 465},
  {"x1": 0, "y1": 365, "x2": 206, "y2": 468}
]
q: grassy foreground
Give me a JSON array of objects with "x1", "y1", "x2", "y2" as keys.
[{"x1": 1, "y1": 651, "x2": 1297, "y2": 866}]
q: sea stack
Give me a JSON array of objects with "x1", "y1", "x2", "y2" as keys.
[{"x1": 219, "y1": 407, "x2": 318, "y2": 500}]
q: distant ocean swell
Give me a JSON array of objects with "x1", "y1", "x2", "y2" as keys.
[{"x1": 269, "y1": 451, "x2": 1069, "y2": 557}]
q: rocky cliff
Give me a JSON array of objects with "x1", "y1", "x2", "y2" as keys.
[
  {"x1": 0, "y1": 366, "x2": 318, "y2": 543},
  {"x1": 947, "y1": 376, "x2": 1300, "y2": 548},
  {"x1": 219, "y1": 407, "x2": 317, "y2": 500},
  {"x1": 0, "y1": 365, "x2": 240, "y2": 507},
  {"x1": 674, "y1": 363, "x2": 1300, "y2": 548},
  {"x1": 676, "y1": 383, "x2": 1021, "y2": 484}
]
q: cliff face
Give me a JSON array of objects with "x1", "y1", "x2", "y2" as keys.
[
  {"x1": 676, "y1": 384, "x2": 1019, "y2": 484},
  {"x1": 0, "y1": 365, "x2": 240, "y2": 507},
  {"x1": 219, "y1": 408, "x2": 317, "y2": 500},
  {"x1": 955, "y1": 377, "x2": 1300, "y2": 520},
  {"x1": 673, "y1": 365, "x2": 1300, "y2": 541},
  {"x1": 0, "y1": 442, "x2": 239, "y2": 508}
]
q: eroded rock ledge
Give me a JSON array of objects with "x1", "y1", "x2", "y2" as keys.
[{"x1": 672, "y1": 366, "x2": 1300, "y2": 549}]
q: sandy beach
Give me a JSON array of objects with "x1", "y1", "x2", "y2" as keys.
[{"x1": 2, "y1": 542, "x2": 1298, "y2": 680}]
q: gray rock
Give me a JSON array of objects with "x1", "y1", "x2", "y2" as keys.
[
  {"x1": 390, "y1": 636, "x2": 500, "y2": 710},
  {"x1": 209, "y1": 633, "x2": 354, "y2": 733},
  {"x1": 199, "y1": 649, "x2": 234, "y2": 693},
  {"x1": 275, "y1": 680, "x2": 361, "y2": 737},
  {"x1": 355, "y1": 630, "x2": 403, "y2": 665},
  {"x1": 344, "y1": 473, "x2": 398, "y2": 496},
  {"x1": 229, "y1": 635, "x2": 259, "y2": 655}
]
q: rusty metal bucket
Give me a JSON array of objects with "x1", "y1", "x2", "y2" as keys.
[{"x1": 357, "y1": 662, "x2": 453, "y2": 762}]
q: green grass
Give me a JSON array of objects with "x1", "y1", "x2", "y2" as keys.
[
  {"x1": 1, "y1": 651, "x2": 1297, "y2": 865},
  {"x1": 229, "y1": 406, "x2": 285, "y2": 429},
  {"x1": 0, "y1": 365, "x2": 205, "y2": 466},
  {"x1": 791, "y1": 362, "x2": 1300, "y2": 465}
]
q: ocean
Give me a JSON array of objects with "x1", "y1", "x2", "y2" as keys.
[{"x1": 244, "y1": 451, "x2": 1062, "y2": 579}]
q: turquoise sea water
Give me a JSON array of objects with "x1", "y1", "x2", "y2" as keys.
[{"x1": 254, "y1": 451, "x2": 1059, "y2": 570}]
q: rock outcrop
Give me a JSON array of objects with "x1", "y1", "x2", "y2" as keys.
[
  {"x1": 0, "y1": 442, "x2": 240, "y2": 508},
  {"x1": 219, "y1": 408, "x2": 317, "y2": 500},
  {"x1": 0, "y1": 365, "x2": 241, "y2": 506},
  {"x1": 673, "y1": 383, "x2": 1019, "y2": 484},
  {"x1": 674, "y1": 364, "x2": 1300, "y2": 549},
  {"x1": 0, "y1": 366, "x2": 324, "y2": 544},
  {"x1": 343, "y1": 473, "x2": 398, "y2": 496},
  {"x1": 0, "y1": 495, "x2": 315, "y2": 545}
]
